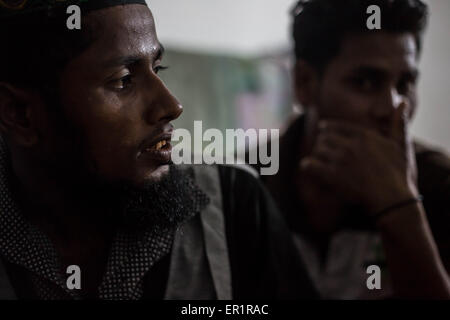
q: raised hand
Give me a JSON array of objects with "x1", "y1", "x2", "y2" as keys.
[{"x1": 300, "y1": 102, "x2": 419, "y2": 215}]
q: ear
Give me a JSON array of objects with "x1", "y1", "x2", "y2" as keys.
[
  {"x1": 0, "y1": 83, "x2": 39, "y2": 147},
  {"x1": 294, "y1": 60, "x2": 320, "y2": 110}
]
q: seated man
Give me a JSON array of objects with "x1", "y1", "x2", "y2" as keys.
[
  {"x1": 0, "y1": 0, "x2": 317, "y2": 300},
  {"x1": 254, "y1": 0, "x2": 450, "y2": 299}
]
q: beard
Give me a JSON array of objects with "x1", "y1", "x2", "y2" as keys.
[
  {"x1": 73, "y1": 164, "x2": 202, "y2": 234},
  {"x1": 39, "y1": 92, "x2": 204, "y2": 234},
  {"x1": 111, "y1": 165, "x2": 201, "y2": 233}
]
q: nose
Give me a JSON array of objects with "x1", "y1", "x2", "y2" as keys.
[
  {"x1": 370, "y1": 87, "x2": 404, "y2": 120},
  {"x1": 143, "y1": 77, "x2": 183, "y2": 125}
]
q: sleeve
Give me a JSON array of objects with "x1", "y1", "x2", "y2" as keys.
[{"x1": 217, "y1": 164, "x2": 319, "y2": 299}]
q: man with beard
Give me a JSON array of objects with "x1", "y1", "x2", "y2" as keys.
[
  {"x1": 253, "y1": 0, "x2": 450, "y2": 299},
  {"x1": 0, "y1": 1, "x2": 317, "y2": 299}
]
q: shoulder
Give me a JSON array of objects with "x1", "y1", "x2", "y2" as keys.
[
  {"x1": 414, "y1": 141, "x2": 450, "y2": 269},
  {"x1": 183, "y1": 163, "x2": 260, "y2": 196},
  {"x1": 179, "y1": 163, "x2": 268, "y2": 225},
  {"x1": 415, "y1": 141, "x2": 450, "y2": 197},
  {"x1": 179, "y1": 164, "x2": 318, "y2": 298},
  {"x1": 415, "y1": 141, "x2": 450, "y2": 175},
  {"x1": 217, "y1": 164, "x2": 261, "y2": 192},
  {"x1": 206, "y1": 164, "x2": 317, "y2": 298}
]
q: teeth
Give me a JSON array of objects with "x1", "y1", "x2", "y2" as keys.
[
  {"x1": 144, "y1": 140, "x2": 168, "y2": 152},
  {"x1": 154, "y1": 140, "x2": 167, "y2": 151}
]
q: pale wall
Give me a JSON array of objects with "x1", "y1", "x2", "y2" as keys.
[{"x1": 148, "y1": 0, "x2": 450, "y2": 152}]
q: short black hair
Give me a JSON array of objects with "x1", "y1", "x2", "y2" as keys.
[{"x1": 292, "y1": 0, "x2": 429, "y2": 73}]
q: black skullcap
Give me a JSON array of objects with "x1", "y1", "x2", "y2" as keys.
[
  {"x1": 0, "y1": 0, "x2": 148, "y2": 18},
  {"x1": 0, "y1": 0, "x2": 149, "y2": 89}
]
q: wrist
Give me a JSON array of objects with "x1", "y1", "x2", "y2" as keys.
[
  {"x1": 366, "y1": 181, "x2": 420, "y2": 215},
  {"x1": 374, "y1": 196, "x2": 424, "y2": 230}
]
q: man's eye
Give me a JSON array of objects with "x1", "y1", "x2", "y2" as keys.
[
  {"x1": 154, "y1": 65, "x2": 169, "y2": 74},
  {"x1": 351, "y1": 77, "x2": 379, "y2": 92},
  {"x1": 398, "y1": 79, "x2": 416, "y2": 95},
  {"x1": 110, "y1": 74, "x2": 133, "y2": 91}
]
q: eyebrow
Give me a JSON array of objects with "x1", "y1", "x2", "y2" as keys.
[
  {"x1": 352, "y1": 66, "x2": 419, "y2": 79},
  {"x1": 352, "y1": 66, "x2": 388, "y2": 78},
  {"x1": 103, "y1": 43, "x2": 165, "y2": 68}
]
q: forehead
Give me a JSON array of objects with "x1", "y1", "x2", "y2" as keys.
[
  {"x1": 328, "y1": 32, "x2": 418, "y2": 73},
  {"x1": 81, "y1": 4, "x2": 159, "y2": 64}
]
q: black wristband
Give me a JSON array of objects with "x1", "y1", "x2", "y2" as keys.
[{"x1": 372, "y1": 195, "x2": 424, "y2": 221}]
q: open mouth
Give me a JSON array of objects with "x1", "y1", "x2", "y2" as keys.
[
  {"x1": 137, "y1": 134, "x2": 173, "y2": 164},
  {"x1": 146, "y1": 139, "x2": 171, "y2": 152}
]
